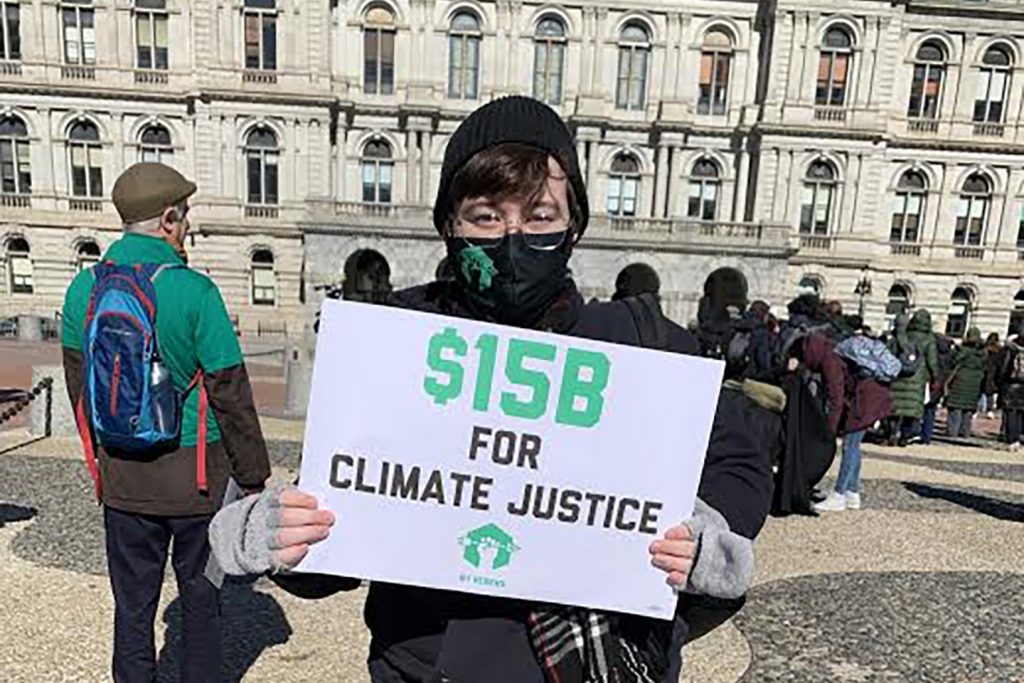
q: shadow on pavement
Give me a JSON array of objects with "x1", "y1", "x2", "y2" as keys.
[
  {"x1": 156, "y1": 577, "x2": 292, "y2": 682},
  {"x1": 903, "y1": 482, "x2": 1024, "y2": 523},
  {"x1": 0, "y1": 502, "x2": 37, "y2": 526}
]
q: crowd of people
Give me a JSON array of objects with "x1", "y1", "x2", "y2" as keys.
[
  {"x1": 610, "y1": 265, "x2": 1024, "y2": 515},
  {"x1": 60, "y1": 94, "x2": 1022, "y2": 683}
]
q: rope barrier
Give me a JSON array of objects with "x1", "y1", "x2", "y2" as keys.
[{"x1": 0, "y1": 377, "x2": 53, "y2": 432}]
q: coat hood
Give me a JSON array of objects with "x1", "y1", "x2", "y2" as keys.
[{"x1": 908, "y1": 309, "x2": 933, "y2": 333}]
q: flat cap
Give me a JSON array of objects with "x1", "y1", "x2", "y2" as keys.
[{"x1": 112, "y1": 163, "x2": 197, "y2": 224}]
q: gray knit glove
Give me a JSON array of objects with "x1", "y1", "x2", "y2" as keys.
[
  {"x1": 208, "y1": 481, "x2": 292, "y2": 576},
  {"x1": 680, "y1": 497, "x2": 755, "y2": 599}
]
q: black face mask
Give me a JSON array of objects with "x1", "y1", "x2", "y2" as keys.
[{"x1": 446, "y1": 231, "x2": 571, "y2": 328}]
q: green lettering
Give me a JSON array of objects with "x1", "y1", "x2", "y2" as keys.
[
  {"x1": 556, "y1": 348, "x2": 610, "y2": 428},
  {"x1": 500, "y1": 339, "x2": 556, "y2": 420}
]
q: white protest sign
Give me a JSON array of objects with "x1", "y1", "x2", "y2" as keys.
[{"x1": 296, "y1": 300, "x2": 724, "y2": 619}]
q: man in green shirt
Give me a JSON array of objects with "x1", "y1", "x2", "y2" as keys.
[{"x1": 62, "y1": 163, "x2": 271, "y2": 683}]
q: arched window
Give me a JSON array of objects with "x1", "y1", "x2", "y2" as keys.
[
  {"x1": 616, "y1": 22, "x2": 650, "y2": 111},
  {"x1": 908, "y1": 41, "x2": 945, "y2": 120},
  {"x1": 816, "y1": 27, "x2": 853, "y2": 107},
  {"x1": 135, "y1": 0, "x2": 168, "y2": 70},
  {"x1": 251, "y1": 249, "x2": 275, "y2": 305},
  {"x1": 955, "y1": 173, "x2": 990, "y2": 246},
  {"x1": 62, "y1": 0, "x2": 95, "y2": 66},
  {"x1": 687, "y1": 158, "x2": 720, "y2": 220},
  {"x1": 448, "y1": 11, "x2": 481, "y2": 100},
  {"x1": 533, "y1": 17, "x2": 566, "y2": 105},
  {"x1": 946, "y1": 287, "x2": 973, "y2": 338},
  {"x1": 974, "y1": 46, "x2": 1012, "y2": 123},
  {"x1": 698, "y1": 29, "x2": 733, "y2": 116},
  {"x1": 245, "y1": 127, "x2": 279, "y2": 205},
  {"x1": 1010, "y1": 290, "x2": 1024, "y2": 336},
  {"x1": 364, "y1": 5, "x2": 395, "y2": 95},
  {"x1": 607, "y1": 154, "x2": 640, "y2": 217},
  {"x1": 5, "y1": 236, "x2": 32, "y2": 294},
  {"x1": 891, "y1": 171, "x2": 927, "y2": 243},
  {"x1": 361, "y1": 140, "x2": 393, "y2": 204},
  {"x1": 2, "y1": 0, "x2": 23, "y2": 61},
  {"x1": 243, "y1": 0, "x2": 276, "y2": 71},
  {"x1": 886, "y1": 283, "x2": 910, "y2": 316},
  {"x1": 0, "y1": 114, "x2": 30, "y2": 195},
  {"x1": 798, "y1": 275, "x2": 823, "y2": 297},
  {"x1": 800, "y1": 160, "x2": 837, "y2": 235},
  {"x1": 139, "y1": 123, "x2": 172, "y2": 163},
  {"x1": 67, "y1": 120, "x2": 102, "y2": 198},
  {"x1": 76, "y1": 240, "x2": 100, "y2": 272}
]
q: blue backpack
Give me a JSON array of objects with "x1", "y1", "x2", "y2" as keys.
[{"x1": 75, "y1": 262, "x2": 209, "y2": 497}]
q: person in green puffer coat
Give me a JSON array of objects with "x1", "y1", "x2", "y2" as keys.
[
  {"x1": 945, "y1": 327, "x2": 986, "y2": 437},
  {"x1": 887, "y1": 309, "x2": 939, "y2": 446}
]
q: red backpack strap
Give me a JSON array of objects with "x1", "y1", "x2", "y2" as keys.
[
  {"x1": 75, "y1": 395, "x2": 102, "y2": 502},
  {"x1": 188, "y1": 370, "x2": 209, "y2": 493}
]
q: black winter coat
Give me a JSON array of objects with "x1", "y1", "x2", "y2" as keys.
[{"x1": 275, "y1": 280, "x2": 774, "y2": 683}]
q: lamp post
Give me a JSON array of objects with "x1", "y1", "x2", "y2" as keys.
[{"x1": 854, "y1": 273, "x2": 872, "y2": 319}]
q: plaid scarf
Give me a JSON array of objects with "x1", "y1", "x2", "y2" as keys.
[{"x1": 527, "y1": 606, "x2": 661, "y2": 683}]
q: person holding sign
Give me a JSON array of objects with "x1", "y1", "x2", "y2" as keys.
[{"x1": 210, "y1": 97, "x2": 772, "y2": 683}]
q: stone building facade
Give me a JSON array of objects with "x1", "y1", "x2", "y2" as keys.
[{"x1": 2, "y1": 0, "x2": 1024, "y2": 337}]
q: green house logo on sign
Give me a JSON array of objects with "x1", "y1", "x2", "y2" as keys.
[{"x1": 459, "y1": 523, "x2": 520, "y2": 570}]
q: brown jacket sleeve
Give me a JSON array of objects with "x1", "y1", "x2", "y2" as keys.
[
  {"x1": 62, "y1": 347, "x2": 85, "y2": 410},
  {"x1": 204, "y1": 364, "x2": 271, "y2": 492}
]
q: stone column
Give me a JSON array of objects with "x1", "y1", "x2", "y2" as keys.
[
  {"x1": 654, "y1": 143, "x2": 670, "y2": 219},
  {"x1": 406, "y1": 129, "x2": 418, "y2": 204},
  {"x1": 420, "y1": 130, "x2": 432, "y2": 204}
]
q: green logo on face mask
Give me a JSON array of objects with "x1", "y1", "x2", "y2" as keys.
[
  {"x1": 457, "y1": 246, "x2": 499, "y2": 292},
  {"x1": 459, "y1": 523, "x2": 519, "y2": 570}
]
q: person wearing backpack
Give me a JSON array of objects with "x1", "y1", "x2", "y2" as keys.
[
  {"x1": 887, "y1": 310, "x2": 939, "y2": 447},
  {"x1": 206, "y1": 97, "x2": 774, "y2": 683},
  {"x1": 998, "y1": 323, "x2": 1024, "y2": 451},
  {"x1": 813, "y1": 318, "x2": 893, "y2": 512},
  {"x1": 945, "y1": 327, "x2": 986, "y2": 438},
  {"x1": 981, "y1": 332, "x2": 1002, "y2": 420},
  {"x1": 61, "y1": 163, "x2": 272, "y2": 683}
]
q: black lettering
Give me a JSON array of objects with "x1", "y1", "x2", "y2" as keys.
[
  {"x1": 378, "y1": 460, "x2": 390, "y2": 494},
  {"x1": 583, "y1": 493, "x2": 606, "y2": 525},
  {"x1": 638, "y1": 501, "x2": 662, "y2": 535},
  {"x1": 602, "y1": 495, "x2": 617, "y2": 528},
  {"x1": 531, "y1": 485, "x2": 556, "y2": 520},
  {"x1": 420, "y1": 470, "x2": 446, "y2": 505},
  {"x1": 354, "y1": 457, "x2": 376, "y2": 494},
  {"x1": 614, "y1": 498, "x2": 640, "y2": 531},
  {"x1": 518, "y1": 433, "x2": 542, "y2": 469},
  {"x1": 508, "y1": 483, "x2": 532, "y2": 516},
  {"x1": 329, "y1": 453, "x2": 353, "y2": 489},
  {"x1": 450, "y1": 472, "x2": 471, "y2": 507},
  {"x1": 471, "y1": 477, "x2": 493, "y2": 511},
  {"x1": 469, "y1": 426, "x2": 492, "y2": 461},
  {"x1": 389, "y1": 464, "x2": 421, "y2": 499},
  {"x1": 557, "y1": 489, "x2": 582, "y2": 523},
  {"x1": 493, "y1": 430, "x2": 516, "y2": 465}
]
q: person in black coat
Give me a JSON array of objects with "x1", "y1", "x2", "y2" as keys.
[{"x1": 208, "y1": 97, "x2": 773, "y2": 683}]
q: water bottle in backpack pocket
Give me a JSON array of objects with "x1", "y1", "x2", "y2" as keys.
[{"x1": 83, "y1": 263, "x2": 183, "y2": 453}]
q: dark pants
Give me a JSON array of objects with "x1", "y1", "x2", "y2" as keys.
[
  {"x1": 104, "y1": 507, "x2": 221, "y2": 683},
  {"x1": 947, "y1": 409, "x2": 974, "y2": 437},
  {"x1": 1005, "y1": 409, "x2": 1023, "y2": 445},
  {"x1": 921, "y1": 403, "x2": 938, "y2": 445}
]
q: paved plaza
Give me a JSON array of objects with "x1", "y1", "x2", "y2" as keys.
[{"x1": 1, "y1": 410, "x2": 1021, "y2": 682}]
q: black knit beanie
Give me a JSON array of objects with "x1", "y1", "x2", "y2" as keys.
[{"x1": 433, "y1": 96, "x2": 590, "y2": 236}]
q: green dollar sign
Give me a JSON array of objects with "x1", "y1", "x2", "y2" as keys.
[{"x1": 424, "y1": 327, "x2": 468, "y2": 406}]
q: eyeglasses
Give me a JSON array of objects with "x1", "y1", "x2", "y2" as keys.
[{"x1": 454, "y1": 208, "x2": 571, "y2": 251}]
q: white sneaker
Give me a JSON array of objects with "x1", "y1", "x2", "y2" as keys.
[
  {"x1": 987, "y1": 411, "x2": 996, "y2": 420},
  {"x1": 845, "y1": 492, "x2": 862, "y2": 510},
  {"x1": 1011, "y1": 442, "x2": 1023, "y2": 453},
  {"x1": 814, "y1": 492, "x2": 847, "y2": 512}
]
